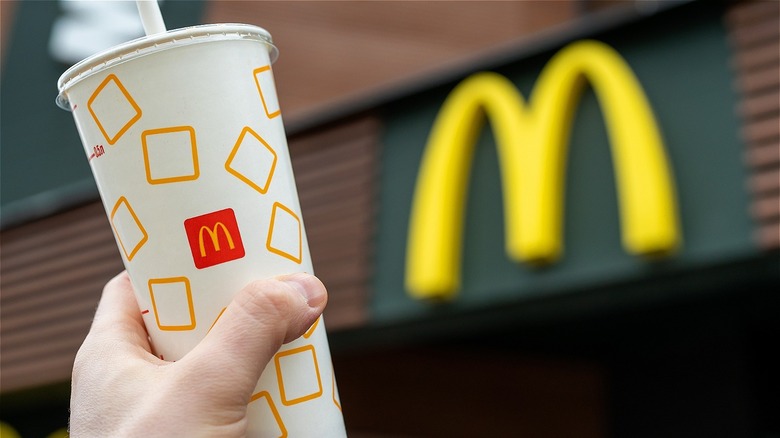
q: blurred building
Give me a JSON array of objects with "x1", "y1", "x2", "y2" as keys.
[{"x1": 1, "y1": 0, "x2": 778, "y2": 436}]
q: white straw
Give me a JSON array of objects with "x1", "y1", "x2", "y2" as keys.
[{"x1": 136, "y1": 0, "x2": 167, "y2": 36}]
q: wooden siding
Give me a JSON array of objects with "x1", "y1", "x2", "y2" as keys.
[
  {"x1": 1, "y1": 203, "x2": 121, "y2": 393},
  {"x1": 0, "y1": 115, "x2": 378, "y2": 393},
  {"x1": 726, "y1": 0, "x2": 780, "y2": 249},
  {"x1": 289, "y1": 116, "x2": 378, "y2": 329},
  {"x1": 204, "y1": 0, "x2": 578, "y2": 122}
]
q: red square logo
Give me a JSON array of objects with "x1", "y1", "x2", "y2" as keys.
[{"x1": 184, "y1": 208, "x2": 245, "y2": 269}]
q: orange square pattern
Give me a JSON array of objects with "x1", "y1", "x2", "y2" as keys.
[
  {"x1": 109, "y1": 196, "x2": 148, "y2": 262},
  {"x1": 266, "y1": 202, "x2": 302, "y2": 264},
  {"x1": 303, "y1": 316, "x2": 319, "y2": 339},
  {"x1": 248, "y1": 391, "x2": 287, "y2": 438},
  {"x1": 148, "y1": 277, "x2": 197, "y2": 331},
  {"x1": 142, "y1": 126, "x2": 200, "y2": 185},
  {"x1": 253, "y1": 65, "x2": 281, "y2": 119},
  {"x1": 88, "y1": 74, "x2": 142, "y2": 145},
  {"x1": 225, "y1": 127, "x2": 278, "y2": 194},
  {"x1": 274, "y1": 345, "x2": 323, "y2": 406}
]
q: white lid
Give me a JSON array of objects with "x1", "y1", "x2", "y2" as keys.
[{"x1": 56, "y1": 23, "x2": 278, "y2": 110}]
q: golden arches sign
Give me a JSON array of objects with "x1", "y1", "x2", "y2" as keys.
[{"x1": 406, "y1": 40, "x2": 681, "y2": 300}]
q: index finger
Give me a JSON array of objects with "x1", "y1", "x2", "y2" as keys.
[{"x1": 89, "y1": 271, "x2": 151, "y2": 350}]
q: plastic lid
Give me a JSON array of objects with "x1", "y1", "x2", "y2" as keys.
[{"x1": 56, "y1": 23, "x2": 277, "y2": 110}]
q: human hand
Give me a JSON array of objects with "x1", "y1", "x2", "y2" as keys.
[{"x1": 69, "y1": 271, "x2": 327, "y2": 437}]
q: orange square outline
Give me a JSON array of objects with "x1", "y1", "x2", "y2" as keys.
[
  {"x1": 274, "y1": 344, "x2": 323, "y2": 406},
  {"x1": 110, "y1": 196, "x2": 148, "y2": 261},
  {"x1": 303, "y1": 316, "x2": 319, "y2": 339},
  {"x1": 253, "y1": 65, "x2": 281, "y2": 119},
  {"x1": 148, "y1": 276, "x2": 196, "y2": 331},
  {"x1": 266, "y1": 202, "x2": 302, "y2": 264},
  {"x1": 332, "y1": 368, "x2": 342, "y2": 412},
  {"x1": 207, "y1": 307, "x2": 227, "y2": 334},
  {"x1": 249, "y1": 391, "x2": 287, "y2": 438},
  {"x1": 142, "y1": 126, "x2": 200, "y2": 185},
  {"x1": 225, "y1": 126, "x2": 278, "y2": 194},
  {"x1": 248, "y1": 391, "x2": 288, "y2": 438},
  {"x1": 87, "y1": 74, "x2": 142, "y2": 145}
]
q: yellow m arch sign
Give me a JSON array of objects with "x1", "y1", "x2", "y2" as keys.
[{"x1": 406, "y1": 40, "x2": 681, "y2": 300}]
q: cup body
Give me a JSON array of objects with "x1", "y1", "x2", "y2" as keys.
[{"x1": 58, "y1": 24, "x2": 346, "y2": 437}]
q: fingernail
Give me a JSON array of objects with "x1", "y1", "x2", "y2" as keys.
[{"x1": 284, "y1": 273, "x2": 327, "y2": 308}]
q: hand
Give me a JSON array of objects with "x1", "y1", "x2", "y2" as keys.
[{"x1": 69, "y1": 271, "x2": 327, "y2": 437}]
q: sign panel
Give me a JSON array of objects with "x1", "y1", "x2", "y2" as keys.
[
  {"x1": 374, "y1": 8, "x2": 755, "y2": 321},
  {"x1": 407, "y1": 41, "x2": 680, "y2": 300}
]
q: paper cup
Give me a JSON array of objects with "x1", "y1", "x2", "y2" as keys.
[{"x1": 57, "y1": 24, "x2": 346, "y2": 437}]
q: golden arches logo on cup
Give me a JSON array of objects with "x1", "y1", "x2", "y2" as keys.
[{"x1": 184, "y1": 208, "x2": 245, "y2": 269}]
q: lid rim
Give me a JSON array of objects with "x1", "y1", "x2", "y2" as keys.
[{"x1": 56, "y1": 23, "x2": 277, "y2": 110}]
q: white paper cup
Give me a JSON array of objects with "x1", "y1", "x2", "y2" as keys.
[{"x1": 57, "y1": 24, "x2": 346, "y2": 437}]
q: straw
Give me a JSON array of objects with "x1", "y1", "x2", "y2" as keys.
[{"x1": 136, "y1": 0, "x2": 167, "y2": 36}]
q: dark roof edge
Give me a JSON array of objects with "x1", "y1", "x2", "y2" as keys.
[
  {"x1": 1, "y1": 0, "x2": 697, "y2": 231},
  {"x1": 1, "y1": 179, "x2": 99, "y2": 230},
  {"x1": 283, "y1": 0, "x2": 697, "y2": 136}
]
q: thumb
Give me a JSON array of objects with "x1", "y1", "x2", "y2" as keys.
[{"x1": 182, "y1": 273, "x2": 327, "y2": 393}]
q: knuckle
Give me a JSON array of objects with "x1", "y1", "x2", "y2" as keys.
[
  {"x1": 71, "y1": 346, "x2": 90, "y2": 378},
  {"x1": 71, "y1": 338, "x2": 106, "y2": 383},
  {"x1": 238, "y1": 279, "x2": 296, "y2": 320}
]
